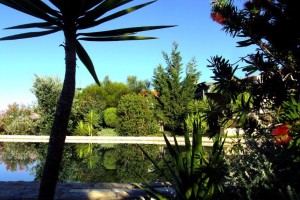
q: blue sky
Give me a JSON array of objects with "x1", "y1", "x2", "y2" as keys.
[
  {"x1": 0, "y1": 0, "x2": 253, "y2": 111},
  {"x1": 0, "y1": 163, "x2": 35, "y2": 181}
]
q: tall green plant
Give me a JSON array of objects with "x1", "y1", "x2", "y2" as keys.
[
  {"x1": 186, "y1": 99, "x2": 210, "y2": 134},
  {"x1": 152, "y1": 42, "x2": 200, "y2": 134},
  {"x1": 138, "y1": 120, "x2": 228, "y2": 200},
  {"x1": 74, "y1": 110, "x2": 100, "y2": 169},
  {"x1": 75, "y1": 110, "x2": 100, "y2": 136},
  {"x1": 31, "y1": 75, "x2": 62, "y2": 135},
  {"x1": 0, "y1": 1, "x2": 174, "y2": 198}
]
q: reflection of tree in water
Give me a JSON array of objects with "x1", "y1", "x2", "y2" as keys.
[
  {"x1": 70, "y1": 143, "x2": 165, "y2": 183},
  {"x1": 115, "y1": 144, "x2": 175, "y2": 183},
  {"x1": 70, "y1": 143, "x2": 170, "y2": 183},
  {"x1": 33, "y1": 143, "x2": 115, "y2": 183},
  {"x1": 0, "y1": 142, "x2": 38, "y2": 172},
  {"x1": 115, "y1": 144, "x2": 159, "y2": 182},
  {"x1": 14, "y1": 142, "x2": 173, "y2": 183},
  {"x1": 75, "y1": 143, "x2": 98, "y2": 169},
  {"x1": 32, "y1": 143, "x2": 47, "y2": 181}
]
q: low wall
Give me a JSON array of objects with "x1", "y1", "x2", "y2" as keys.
[{"x1": 0, "y1": 135, "x2": 243, "y2": 147}]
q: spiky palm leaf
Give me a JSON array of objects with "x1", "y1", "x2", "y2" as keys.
[
  {"x1": 138, "y1": 120, "x2": 227, "y2": 200},
  {"x1": 0, "y1": 0, "x2": 175, "y2": 85}
]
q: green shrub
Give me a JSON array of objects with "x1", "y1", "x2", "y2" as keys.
[
  {"x1": 6, "y1": 117, "x2": 38, "y2": 135},
  {"x1": 97, "y1": 128, "x2": 118, "y2": 136},
  {"x1": 103, "y1": 107, "x2": 118, "y2": 128},
  {"x1": 223, "y1": 135, "x2": 274, "y2": 200},
  {"x1": 103, "y1": 150, "x2": 118, "y2": 170},
  {"x1": 97, "y1": 128, "x2": 118, "y2": 149},
  {"x1": 116, "y1": 93, "x2": 159, "y2": 136}
]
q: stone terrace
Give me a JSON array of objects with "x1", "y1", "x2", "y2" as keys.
[{"x1": 0, "y1": 181, "x2": 176, "y2": 200}]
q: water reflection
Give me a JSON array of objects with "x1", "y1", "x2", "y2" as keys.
[
  {"x1": 0, "y1": 162, "x2": 35, "y2": 181},
  {"x1": 0, "y1": 142, "x2": 173, "y2": 183},
  {"x1": 0, "y1": 142, "x2": 37, "y2": 173}
]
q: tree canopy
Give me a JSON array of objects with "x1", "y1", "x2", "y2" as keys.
[
  {"x1": 152, "y1": 42, "x2": 200, "y2": 134},
  {"x1": 116, "y1": 93, "x2": 159, "y2": 136}
]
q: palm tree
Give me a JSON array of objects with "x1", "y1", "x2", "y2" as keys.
[{"x1": 0, "y1": 0, "x2": 174, "y2": 199}]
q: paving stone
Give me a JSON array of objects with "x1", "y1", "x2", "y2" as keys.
[
  {"x1": 94, "y1": 183, "x2": 134, "y2": 189},
  {"x1": 0, "y1": 181, "x2": 176, "y2": 199}
]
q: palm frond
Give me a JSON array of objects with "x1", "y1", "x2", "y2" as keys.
[
  {"x1": 78, "y1": 26, "x2": 175, "y2": 37},
  {"x1": 78, "y1": 35, "x2": 157, "y2": 41},
  {"x1": 83, "y1": 0, "x2": 105, "y2": 12},
  {"x1": 0, "y1": 29, "x2": 60, "y2": 41},
  {"x1": 4, "y1": 22, "x2": 57, "y2": 30},
  {"x1": 49, "y1": 0, "x2": 61, "y2": 10},
  {"x1": 163, "y1": 134, "x2": 186, "y2": 190},
  {"x1": 29, "y1": 0, "x2": 61, "y2": 18},
  {"x1": 75, "y1": 41, "x2": 100, "y2": 85},
  {"x1": 78, "y1": 0, "x2": 155, "y2": 30},
  {"x1": 92, "y1": 1, "x2": 156, "y2": 27},
  {"x1": 185, "y1": 138, "x2": 193, "y2": 178},
  {"x1": 0, "y1": 0, "x2": 60, "y2": 25},
  {"x1": 77, "y1": 0, "x2": 132, "y2": 29}
]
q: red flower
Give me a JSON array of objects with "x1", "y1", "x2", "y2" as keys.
[
  {"x1": 272, "y1": 124, "x2": 290, "y2": 136},
  {"x1": 211, "y1": 12, "x2": 226, "y2": 25},
  {"x1": 274, "y1": 134, "x2": 292, "y2": 145},
  {"x1": 272, "y1": 124, "x2": 292, "y2": 145}
]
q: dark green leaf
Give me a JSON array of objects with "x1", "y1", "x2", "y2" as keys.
[
  {"x1": 77, "y1": 0, "x2": 133, "y2": 29},
  {"x1": 0, "y1": 29, "x2": 60, "y2": 40},
  {"x1": 193, "y1": 120, "x2": 203, "y2": 156},
  {"x1": 237, "y1": 38, "x2": 255, "y2": 47},
  {"x1": 29, "y1": 0, "x2": 61, "y2": 19},
  {"x1": 83, "y1": 0, "x2": 105, "y2": 12},
  {"x1": 75, "y1": 41, "x2": 100, "y2": 85},
  {"x1": 0, "y1": 0, "x2": 60, "y2": 25},
  {"x1": 291, "y1": 96, "x2": 297, "y2": 105},
  {"x1": 81, "y1": 1, "x2": 156, "y2": 29},
  {"x1": 242, "y1": 65, "x2": 257, "y2": 76},
  {"x1": 4, "y1": 22, "x2": 58, "y2": 30},
  {"x1": 163, "y1": 134, "x2": 178, "y2": 163},
  {"x1": 162, "y1": 135, "x2": 185, "y2": 192},
  {"x1": 49, "y1": 0, "x2": 61, "y2": 10},
  {"x1": 78, "y1": 36, "x2": 157, "y2": 41},
  {"x1": 78, "y1": 26, "x2": 175, "y2": 37},
  {"x1": 134, "y1": 182, "x2": 169, "y2": 200}
]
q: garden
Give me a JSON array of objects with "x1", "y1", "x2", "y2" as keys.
[{"x1": 0, "y1": 0, "x2": 300, "y2": 199}]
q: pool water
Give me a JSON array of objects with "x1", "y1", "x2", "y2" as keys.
[
  {"x1": 0, "y1": 142, "x2": 171, "y2": 183},
  {"x1": 0, "y1": 163, "x2": 35, "y2": 181}
]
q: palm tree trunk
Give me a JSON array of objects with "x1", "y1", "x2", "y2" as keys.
[{"x1": 38, "y1": 28, "x2": 77, "y2": 200}]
